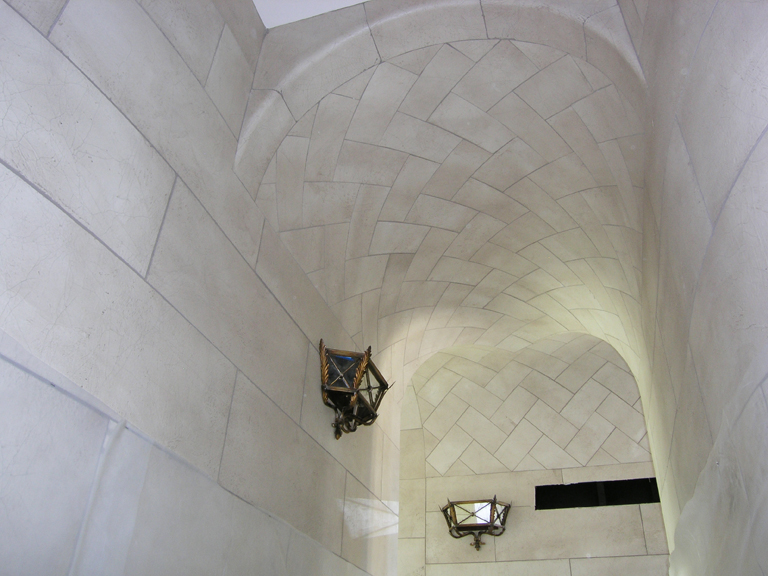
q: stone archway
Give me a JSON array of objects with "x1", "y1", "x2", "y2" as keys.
[{"x1": 399, "y1": 334, "x2": 668, "y2": 574}]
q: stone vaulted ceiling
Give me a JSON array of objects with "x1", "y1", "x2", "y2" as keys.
[{"x1": 241, "y1": 1, "x2": 648, "y2": 391}]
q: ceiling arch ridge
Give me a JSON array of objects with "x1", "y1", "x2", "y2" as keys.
[
  {"x1": 253, "y1": 4, "x2": 380, "y2": 118},
  {"x1": 346, "y1": 225, "x2": 643, "y2": 372},
  {"x1": 387, "y1": 268, "x2": 647, "y2": 387},
  {"x1": 236, "y1": 0, "x2": 647, "y2": 196}
]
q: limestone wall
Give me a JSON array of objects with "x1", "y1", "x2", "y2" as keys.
[
  {"x1": 0, "y1": 0, "x2": 387, "y2": 574},
  {"x1": 638, "y1": 1, "x2": 768, "y2": 573}
]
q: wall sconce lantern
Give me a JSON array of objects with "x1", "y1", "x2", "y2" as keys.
[
  {"x1": 319, "y1": 340, "x2": 391, "y2": 439},
  {"x1": 441, "y1": 496, "x2": 511, "y2": 550}
]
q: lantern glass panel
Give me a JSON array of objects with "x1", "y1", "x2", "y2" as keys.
[
  {"x1": 441, "y1": 497, "x2": 511, "y2": 550},
  {"x1": 454, "y1": 501, "x2": 492, "y2": 526},
  {"x1": 327, "y1": 354, "x2": 358, "y2": 389}
]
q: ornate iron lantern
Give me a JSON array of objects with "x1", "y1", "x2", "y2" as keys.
[
  {"x1": 319, "y1": 340, "x2": 391, "y2": 439},
  {"x1": 441, "y1": 496, "x2": 511, "y2": 550}
]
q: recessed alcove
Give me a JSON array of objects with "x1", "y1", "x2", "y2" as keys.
[{"x1": 399, "y1": 335, "x2": 668, "y2": 573}]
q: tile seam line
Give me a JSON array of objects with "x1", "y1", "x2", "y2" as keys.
[
  {"x1": 297, "y1": 341, "x2": 311, "y2": 426},
  {"x1": 672, "y1": 116, "x2": 713, "y2": 232},
  {"x1": 272, "y1": 137, "x2": 304, "y2": 230},
  {"x1": 0, "y1": 156, "x2": 147, "y2": 278},
  {"x1": 0, "y1": 348, "x2": 121, "y2": 431},
  {"x1": 252, "y1": 207, "x2": 268, "y2": 271},
  {"x1": 479, "y1": 0, "x2": 490, "y2": 40},
  {"x1": 687, "y1": 0, "x2": 721, "y2": 75},
  {"x1": 203, "y1": 17, "x2": 227, "y2": 89},
  {"x1": 660, "y1": 409, "x2": 680, "y2": 513},
  {"x1": 296, "y1": 128, "x2": 318, "y2": 231},
  {"x1": 209, "y1": 44, "x2": 249, "y2": 143},
  {"x1": 47, "y1": 0, "x2": 72, "y2": 37},
  {"x1": 145, "y1": 174, "x2": 178, "y2": 279},
  {"x1": 235, "y1": 71, "x2": 259, "y2": 144},
  {"x1": 360, "y1": 183, "x2": 390, "y2": 260},
  {"x1": 1, "y1": 2, "x2": 35, "y2": 37},
  {"x1": 132, "y1": 0, "x2": 228, "y2": 118},
  {"x1": 684, "y1": 342, "x2": 714, "y2": 443},
  {"x1": 216, "y1": 368, "x2": 240, "y2": 485},
  {"x1": 362, "y1": 2, "x2": 383, "y2": 64},
  {"x1": 615, "y1": 0, "x2": 641, "y2": 65},
  {"x1": 339, "y1": 471, "x2": 349, "y2": 559},
  {"x1": 342, "y1": 129, "x2": 460, "y2": 166},
  {"x1": 230, "y1": 372, "x2": 392, "y2": 519},
  {"x1": 65, "y1": 415, "x2": 119, "y2": 576},
  {"x1": 519, "y1": 451, "x2": 547, "y2": 472}
]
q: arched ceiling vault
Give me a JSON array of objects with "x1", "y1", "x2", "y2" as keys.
[
  {"x1": 236, "y1": 0, "x2": 649, "y2": 403},
  {"x1": 406, "y1": 335, "x2": 651, "y2": 477}
]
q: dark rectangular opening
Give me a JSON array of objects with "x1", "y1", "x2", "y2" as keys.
[{"x1": 535, "y1": 478, "x2": 660, "y2": 510}]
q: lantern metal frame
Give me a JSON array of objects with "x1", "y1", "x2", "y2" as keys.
[
  {"x1": 319, "y1": 339, "x2": 391, "y2": 439},
  {"x1": 441, "y1": 496, "x2": 511, "y2": 550}
]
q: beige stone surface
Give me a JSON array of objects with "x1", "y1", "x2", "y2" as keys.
[
  {"x1": 0, "y1": 165, "x2": 236, "y2": 477},
  {"x1": 148, "y1": 183, "x2": 305, "y2": 421},
  {"x1": 219, "y1": 373, "x2": 347, "y2": 554},
  {"x1": 366, "y1": 0, "x2": 487, "y2": 60},
  {"x1": 138, "y1": 0, "x2": 224, "y2": 84},
  {"x1": 15, "y1": 0, "x2": 768, "y2": 573},
  {"x1": 497, "y1": 505, "x2": 646, "y2": 561},
  {"x1": 53, "y1": 0, "x2": 263, "y2": 265},
  {"x1": 570, "y1": 555, "x2": 668, "y2": 576},
  {"x1": 0, "y1": 5, "x2": 175, "y2": 274},
  {"x1": 205, "y1": 25, "x2": 252, "y2": 138}
]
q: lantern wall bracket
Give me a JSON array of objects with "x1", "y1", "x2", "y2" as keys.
[
  {"x1": 319, "y1": 340, "x2": 391, "y2": 439},
  {"x1": 441, "y1": 496, "x2": 511, "y2": 551}
]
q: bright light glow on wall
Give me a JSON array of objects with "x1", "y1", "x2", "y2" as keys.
[{"x1": 252, "y1": 0, "x2": 366, "y2": 28}]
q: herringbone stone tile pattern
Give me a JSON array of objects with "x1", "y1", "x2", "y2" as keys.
[{"x1": 403, "y1": 333, "x2": 650, "y2": 477}]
